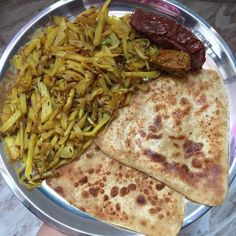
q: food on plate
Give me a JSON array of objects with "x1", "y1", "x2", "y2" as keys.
[
  {"x1": 130, "y1": 9, "x2": 206, "y2": 70},
  {"x1": 95, "y1": 69, "x2": 229, "y2": 206},
  {"x1": 0, "y1": 0, "x2": 230, "y2": 234},
  {"x1": 0, "y1": 1, "x2": 164, "y2": 188},
  {"x1": 150, "y1": 49, "x2": 191, "y2": 76},
  {"x1": 47, "y1": 143, "x2": 184, "y2": 236}
]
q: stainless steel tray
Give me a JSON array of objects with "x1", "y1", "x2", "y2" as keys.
[{"x1": 0, "y1": 0, "x2": 236, "y2": 235}]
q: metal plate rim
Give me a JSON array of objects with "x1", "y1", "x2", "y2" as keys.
[{"x1": 0, "y1": 0, "x2": 236, "y2": 235}]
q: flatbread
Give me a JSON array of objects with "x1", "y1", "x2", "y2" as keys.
[
  {"x1": 47, "y1": 143, "x2": 184, "y2": 236},
  {"x1": 95, "y1": 69, "x2": 228, "y2": 206}
]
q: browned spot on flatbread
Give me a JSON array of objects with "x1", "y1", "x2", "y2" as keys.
[
  {"x1": 110, "y1": 186, "x2": 119, "y2": 197},
  {"x1": 173, "y1": 143, "x2": 180, "y2": 148},
  {"x1": 120, "y1": 187, "x2": 129, "y2": 197},
  {"x1": 192, "y1": 158, "x2": 203, "y2": 168},
  {"x1": 144, "y1": 189, "x2": 149, "y2": 195},
  {"x1": 47, "y1": 179, "x2": 52, "y2": 185},
  {"x1": 180, "y1": 97, "x2": 190, "y2": 105},
  {"x1": 55, "y1": 186, "x2": 64, "y2": 196},
  {"x1": 196, "y1": 94, "x2": 207, "y2": 105},
  {"x1": 143, "y1": 149, "x2": 166, "y2": 164},
  {"x1": 135, "y1": 139, "x2": 142, "y2": 148},
  {"x1": 151, "y1": 200, "x2": 156, "y2": 206},
  {"x1": 156, "y1": 207, "x2": 161, "y2": 212},
  {"x1": 125, "y1": 138, "x2": 131, "y2": 147},
  {"x1": 88, "y1": 168, "x2": 94, "y2": 174},
  {"x1": 86, "y1": 153, "x2": 93, "y2": 158},
  {"x1": 136, "y1": 194, "x2": 146, "y2": 205},
  {"x1": 118, "y1": 173, "x2": 123, "y2": 178},
  {"x1": 169, "y1": 135, "x2": 185, "y2": 140},
  {"x1": 178, "y1": 164, "x2": 193, "y2": 182},
  {"x1": 165, "y1": 197, "x2": 170, "y2": 203},
  {"x1": 183, "y1": 140, "x2": 203, "y2": 158},
  {"x1": 116, "y1": 203, "x2": 121, "y2": 211},
  {"x1": 154, "y1": 115, "x2": 162, "y2": 128},
  {"x1": 81, "y1": 190, "x2": 89, "y2": 198},
  {"x1": 195, "y1": 104, "x2": 209, "y2": 115},
  {"x1": 153, "y1": 196, "x2": 158, "y2": 201},
  {"x1": 149, "y1": 125, "x2": 157, "y2": 132},
  {"x1": 202, "y1": 163, "x2": 224, "y2": 191},
  {"x1": 89, "y1": 187, "x2": 99, "y2": 197},
  {"x1": 140, "y1": 220, "x2": 147, "y2": 226},
  {"x1": 172, "y1": 106, "x2": 191, "y2": 125},
  {"x1": 147, "y1": 133, "x2": 162, "y2": 140},
  {"x1": 172, "y1": 109, "x2": 183, "y2": 125},
  {"x1": 128, "y1": 183, "x2": 137, "y2": 191},
  {"x1": 155, "y1": 182, "x2": 165, "y2": 191},
  {"x1": 79, "y1": 207, "x2": 86, "y2": 212},
  {"x1": 139, "y1": 130, "x2": 146, "y2": 137},
  {"x1": 155, "y1": 104, "x2": 166, "y2": 112},
  {"x1": 166, "y1": 94, "x2": 176, "y2": 105},
  {"x1": 199, "y1": 82, "x2": 209, "y2": 91},
  {"x1": 103, "y1": 194, "x2": 109, "y2": 201},
  {"x1": 149, "y1": 207, "x2": 161, "y2": 215},
  {"x1": 125, "y1": 173, "x2": 130, "y2": 178},
  {"x1": 186, "y1": 78, "x2": 195, "y2": 88},
  {"x1": 79, "y1": 176, "x2": 88, "y2": 185},
  {"x1": 173, "y1": 151, "x2": 181, "y2": 158}
]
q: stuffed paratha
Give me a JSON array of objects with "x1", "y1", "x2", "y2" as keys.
[
  {"x1": 95, "y1": 69, "x2": 228, "y2": 206},
  {"x1": 47, "y1": 143, "x2": 184, "y2": 236}
]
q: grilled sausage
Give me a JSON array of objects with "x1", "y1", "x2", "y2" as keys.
[{"x1": 130, "y1": 9, "x2": 206, "y2": 70}]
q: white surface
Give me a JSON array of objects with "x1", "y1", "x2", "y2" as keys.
[{"x1": 0, "y1": 175, "x2": 42, "y2": 236}]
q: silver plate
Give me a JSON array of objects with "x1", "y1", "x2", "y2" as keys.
[{"x1": 0, "y1": 0, "x2": 236, "y2": 235}]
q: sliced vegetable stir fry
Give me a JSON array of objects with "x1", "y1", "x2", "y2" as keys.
[{"x1": 0, "y1": 0, "x2": 160, "y2": 189}]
